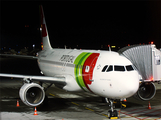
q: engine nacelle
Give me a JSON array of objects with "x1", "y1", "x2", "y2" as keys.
[
  {"x1": 136, "y1": 82, "x2": 156, "y2": 101},
  {"x1": 19, "y1": 83, "x2": 45, "y2": 106}
]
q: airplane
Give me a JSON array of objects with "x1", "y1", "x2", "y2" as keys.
[{"x1": 0, "y1": 5, "x2": 158, "y2": 119}]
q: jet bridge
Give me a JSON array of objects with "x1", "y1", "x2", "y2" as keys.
[{"x1": 118, "y1": 44, "x2": 161, "y2": 81}]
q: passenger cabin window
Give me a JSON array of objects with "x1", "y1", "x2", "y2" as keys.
[
  {"x1": 102, "y1": 65, "x2": 108, "y2": 72},
  {"x1": 126, "y1": 65, "x2": 134, "y2": 71},
  {"x1": 106, "y1": 65, "x2": 113, "y2": 72},
  {"x1": 114, "y1": 66, "x2": 125, "y2": 71}
]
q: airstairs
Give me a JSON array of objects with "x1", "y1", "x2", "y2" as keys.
[{"x1": 118, "y1": 44, "x2": 161, "y2": 81}]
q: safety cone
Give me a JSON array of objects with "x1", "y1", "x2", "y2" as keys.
[
  {"x1": 34, "y1": 107, "x2": 38, "y2": 115},
  {"x1": 16, "y1": 99, "x2": 20, "y2": 107},
  {"x1": 148, "y1": 102, "x2": 151, "y2": 109}
]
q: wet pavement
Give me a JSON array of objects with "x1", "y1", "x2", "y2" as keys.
[{"x1": 0, "y1": 57, "x2": 161, "y2": 120}]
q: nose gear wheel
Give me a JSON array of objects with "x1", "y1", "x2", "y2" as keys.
[{"x1": 107, "y1": 99, "x2": 118, "y2": 119}]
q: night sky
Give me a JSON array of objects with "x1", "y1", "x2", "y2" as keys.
[{"x1": 1, "y1": 1, "x2": 161, "y2": 51}]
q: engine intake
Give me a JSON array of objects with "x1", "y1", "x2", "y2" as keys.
[
  {"x1": 19, "y1": 83, "x2": 45, "y2": 106},
  {"x1": 136, "y1": 82, "x2": 156, "y2": 101}
]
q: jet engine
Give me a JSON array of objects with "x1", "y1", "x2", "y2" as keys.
[
  {"x1": 136, "y1": 82, "x2": 156, "y2": 101},
  {"x1": 19, "y1": 83, "x2": 45, "y2": 106}
]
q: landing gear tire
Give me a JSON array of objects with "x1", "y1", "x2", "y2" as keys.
[
  {"x1": 107, "y1": 110, "x2": 118, "y2": 119},
  {"x1": 113, "y1": 110, "x2": 118, "y2": 117},
  {"x1": 107, "y1": 99, "x2": 118, "y2": 119},
  {"x1": 107, "y1": 110, "x2": 112, "y2": 118}
]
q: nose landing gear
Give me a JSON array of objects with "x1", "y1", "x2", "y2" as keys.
[{"x1": 107, "y1": 99, "x2": 118, "y2": 119}]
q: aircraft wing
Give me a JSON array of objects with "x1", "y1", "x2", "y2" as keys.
[
  {"x1": 0, "y1": 73, "x2": 66, "y2": 85},
  {"x1": 0, "y1": 54, "x2": 38, "y2": 59}
]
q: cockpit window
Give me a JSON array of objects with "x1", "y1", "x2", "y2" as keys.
[
  {"x1": 114, "y1": 66, "x2": 125, "y2": 71},
  {"x1": 102, "y1": 65, "x2": 108, "y2": 72},
  {"x1": 126, "y1": 65, "x2": 134, "y2": 71},
  {"x1": 102, "y1": 65, "x2": 135, "y2": 72},
  {"x1": 106, "y1": 65, "x2": 113, "y2": 72}
]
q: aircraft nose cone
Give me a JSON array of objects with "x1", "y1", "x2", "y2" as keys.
[
  {"x1": 121, "y1": 72, "x2": 139, "y2": 98},
  {"x1": 127, "y1": 82, "x2": 139, "y2": 95}
]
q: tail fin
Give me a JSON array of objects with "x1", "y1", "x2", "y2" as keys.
[{"x1": 40, "y1": 5, "x2": 52, "y2": 50}]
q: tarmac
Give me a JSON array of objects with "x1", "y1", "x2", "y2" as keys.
[{"x1": 0, "y1": 57, "x2": 161, "y2": 120}]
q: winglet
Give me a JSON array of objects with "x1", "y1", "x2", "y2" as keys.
[{"x1": 40, "y1": 5, "x2": 52, "y2": 50}]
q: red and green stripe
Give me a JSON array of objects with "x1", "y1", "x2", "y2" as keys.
[{"x1": 74, "y1": 52, "x2": 100, "y2": 91}]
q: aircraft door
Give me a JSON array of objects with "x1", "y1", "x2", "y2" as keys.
[{"x1": 82, "y1": 53, "x2": 100, "y2": 86}]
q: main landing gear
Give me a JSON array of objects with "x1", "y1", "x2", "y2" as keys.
[{"x1": 107, "y1": 99, "x2": 118, "y2": 119}]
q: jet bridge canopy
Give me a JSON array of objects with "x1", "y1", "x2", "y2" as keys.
[{"x1": 118, "y1": 44, "x2": 161, "y2": 81}]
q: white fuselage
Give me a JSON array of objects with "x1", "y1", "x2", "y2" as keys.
[{"x1": 38, "y1": 48, "x2": 140, "y2": 99}]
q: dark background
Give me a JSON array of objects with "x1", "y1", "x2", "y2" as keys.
[{"x1": 1, "y1": 0, "x2": 161, "y2": 51}]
